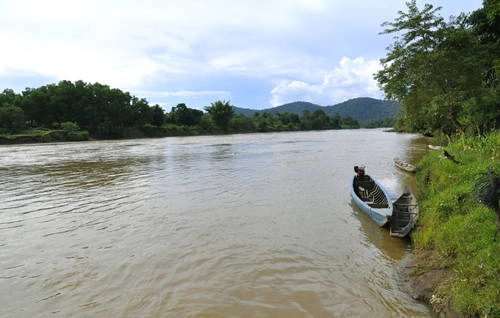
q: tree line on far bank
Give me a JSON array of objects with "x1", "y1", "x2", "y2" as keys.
[{"x1": 0, "y1": 80, "x2": 363, "y2": 140}]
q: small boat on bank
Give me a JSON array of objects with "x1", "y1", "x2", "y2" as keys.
[
  {"x1": 394, "y1": 157, "x2": 417, "y2": 173},
  {"x1": 351, "y1": 167, "x2": 393, "y2": 227},
  {"x1": 390, "y1": 187, "x2": 419, "y2": 237},
  {"x1": 428, "y1": 144, "x2": 443, "y2": 150}
]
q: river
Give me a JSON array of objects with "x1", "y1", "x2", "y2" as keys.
[{"x1": 0, "y1": 129, "x2": 432, "y2": 317}]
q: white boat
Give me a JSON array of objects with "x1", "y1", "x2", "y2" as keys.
[{"x1": 394, "y1": 157, "x2": 417, "y2": 173}]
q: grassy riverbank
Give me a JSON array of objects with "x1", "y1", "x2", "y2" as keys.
[
  {"x1": 0, "y1": 124, "x2": 207, "y2": 144},
  {"x1": 409, "y1": 131, "x2": 500, "y2": 317},
  {"x1": 0, "y1": 127, "x2": 89, "y2": 144}
]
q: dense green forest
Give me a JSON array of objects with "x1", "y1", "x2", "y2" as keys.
[
  {"x1": 376, "y1": 0, "x2": 500, "y2": 137},
  {"x1": 377, "y1": 1, "x2": 500, "y2": 316},
  {"x1": 0, "y1": 81, "x2": 365, "y2": 142}
]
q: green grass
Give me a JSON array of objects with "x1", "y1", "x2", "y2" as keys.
[
  {"x1": 0, "y1": 127, "x2": 89, "y2": 142},
  {"x1": 413, "y1": 131, "x2": 500, "y2": 316},
  {"x1": 0, "y1": 128, "x2": 49, "y2": 140}
]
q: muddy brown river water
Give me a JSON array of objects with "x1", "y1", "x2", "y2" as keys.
[{"x1": 0, "y1": 129, "x2": 432, "y2": 317}]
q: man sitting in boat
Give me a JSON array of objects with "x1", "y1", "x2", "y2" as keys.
[
  {"x1": 354, "y1": 165, "x2": 369, "y2": 180},
  {"x1": 353, "y1": 165, "x2": 374, "y2": 199}
]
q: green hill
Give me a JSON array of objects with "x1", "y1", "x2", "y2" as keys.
[
  {"x1": 233, "y1": 98, "x2": 401, "y2": 124},
  {"x1": 265, "y1": 101, "x2": 322, "y2": 114},
  {"x1": 323, "y1": 98, "x2": 401, "y2": 123}
]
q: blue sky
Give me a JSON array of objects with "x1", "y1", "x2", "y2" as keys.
[{"x1": 0, "y1": 0, "x2": 483, "y2": 111}]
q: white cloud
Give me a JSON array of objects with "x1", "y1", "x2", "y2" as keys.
[
  {"x1": 134, "y1": 89, "x2": 232, "y2": 110},
  {"x1": 270, "y1": 57, "x2": 383, "y2": 106},
  {"x1": 0, "y1": 0, "x2": 323, "y2": 88},
  {"x1": 137, "y1": 90, "x2": 231, "y2": 98},
  {"x1": 208, "y1": 50, "x2": 266, "y2": 72},
  {"x1": 0, "y1": 0, "x2": 483, "y2": 108}
]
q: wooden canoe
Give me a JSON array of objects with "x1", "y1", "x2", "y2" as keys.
[
  {"x1": 390, "y1": 187, "x2": 419, "y2": 237},
  {"x1": 351, "y1": 174, "x2": 393, "y2": 227},
  {"x1": 394, "y1": 157, "x2": 417, "y2": 173}
]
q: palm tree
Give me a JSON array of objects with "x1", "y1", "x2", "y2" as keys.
[{"x1": 205, "y1": 100, "x2": 234, "y2": 132}]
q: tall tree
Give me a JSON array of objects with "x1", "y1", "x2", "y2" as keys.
[
  {"x1": 168, "y1": 103, "x2": 203, "y2": 126},
  {"x1": 376, "y1": 0, "x2": 446, "y2": 133},
  {"x1": 0, "y1": 104, "x2": 24, "y2": 132},
  {"x1": 205, "y1": 100, "x2": 234, "y2": 132},
  {"x1": 150, "y1": 104, "x2": 165, "y2": 127},
  {"x1": 376, "y1": 0, "x2": 500, "y2": 136},
  {"x1": 0, "y1": 89, "x2": 20, "y2": 106},
  {"x1": 465, "y1": 0, "x2": 500, "y2": 134},
  {"x1": 311, "y1": 109, "x2": 328, "y2": 130},
  {"x1": 131, "y1": 97, "x2": 152, "y2": 127}
]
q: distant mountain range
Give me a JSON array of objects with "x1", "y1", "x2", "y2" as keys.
[{"x1": 233, "y1": 97, "x2": 401, "y2": 124}]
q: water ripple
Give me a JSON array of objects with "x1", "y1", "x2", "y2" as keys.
[{"x1": 0, "y1": 131, "x2": 431, "y2": 317}]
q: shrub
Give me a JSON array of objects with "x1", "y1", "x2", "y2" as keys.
[
  {"x1": 60, "y1": 121, "x2": 80, "y2": 132},
  {"x1": 60, "y1": 121, "x2": 89, "y2": 141}
]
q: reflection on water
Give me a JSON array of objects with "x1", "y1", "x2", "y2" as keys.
[
  {"x1": 350, "y1": 198, "x2": 411, "y2": 260},
  {"x1": 0, "y1": 130, "x2": 432, "y2": 317}
]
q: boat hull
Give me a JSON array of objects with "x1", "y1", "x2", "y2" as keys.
[
  {"x1": 390, "y1": 187, "x2": 419, "y2": 237},
  {"x1": 350, "y1": 175, "x2": 393, "y2": 227}
]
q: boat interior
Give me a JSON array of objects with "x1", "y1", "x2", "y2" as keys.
[{"x1": 354, "y1": 176, "x2": 389, "y2": 208}]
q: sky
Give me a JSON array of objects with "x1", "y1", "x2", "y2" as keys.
[{"x1": 0, "y1": 0, "x2": 484, "y2": 111}]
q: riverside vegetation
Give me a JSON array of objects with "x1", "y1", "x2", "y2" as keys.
[
  {"x1": 409, "y1": 132, "x2": 499, "y2": 317},
  {"x1": 376, "y1": 0, "x2": 500, "y2": 316},
  {"x1": 0, "y1": 82, "x2": 364, "y2": 144},
  {"x1": 1, "y1": 0, "x2": 499, "y2": 316}
]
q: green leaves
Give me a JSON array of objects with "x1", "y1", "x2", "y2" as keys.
[
  {"x1": 204, "y1": 100, "x2": 235, "y2": 132},
  {"x1": 0, "y1": 104, "x2": 25, "y2": 133},
  {"x1": 380, "y1": 0, "x2": 445, "y2": 51},
  {"x1": 376, "y1": 0, "x2": 500, "y2": 136}
]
